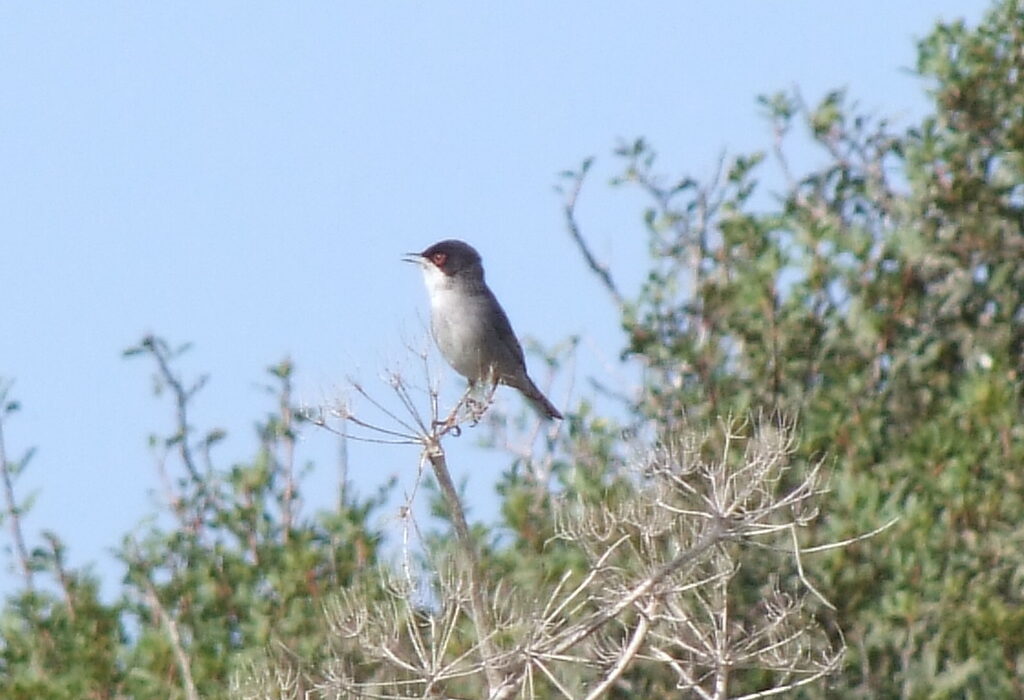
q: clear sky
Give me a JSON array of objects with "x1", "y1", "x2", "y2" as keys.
[{"x1": 0, "y1": 2, "x2": 991, "y2": 597}]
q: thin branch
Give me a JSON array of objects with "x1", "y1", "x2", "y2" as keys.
[
  {"x1": 336, "y1": 412, "x2": 349, "y2": 510},
  {"x1": 548, "y1": 518, "x2": 724, "y2": 658},
  {"x1": 529, "y1": 656, "x2": 577, "y2": 700},
  {"x1": 787, "y1": 524, "x2": 834, "y2": 610},
  {"x1": 732, "y1": 659, "x2": 842, "y2": 700},
  {"x1": 276, "y1": 361, "x2": 296, "y2": 542},
  {"x1": 562, "y1": 159, "x2": 624, "y2": 307},
  {"x1": 139, "y1": 566, "x2": 200, "y2": 700},
  {"x1": 0, "y1": 384, "x2": 33, "y2": 591},
  {"x1": 421, "y1": 440, "x2": 506, "y2": 695},
  {"x1": 307, "y1": 407, "x2": 419, "y2": 445},
  {"x1": 800, "y1": 516, "x2": 899, "y2": 553},
  {"x1": 582, "y1": 600, "x2": 655, "y2": 700},
  {"x1": 142, "y1": 336, "x2": 203, "y2": 484},
  {"x1": 387, "y1": 372, "x2": 430, "y2": 435},
  {"x1": 650, "y1": 646, "x2": 715, "y2": 700},
  {"x1": 348, "y1": 377, "x2": 422, "y2": 437}
]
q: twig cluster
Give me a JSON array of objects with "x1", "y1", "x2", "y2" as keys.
[{"x1": 240, "y1": 361, "x2": 885, "y2": 699}]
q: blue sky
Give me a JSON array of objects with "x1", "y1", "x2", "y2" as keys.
[{"x1": 0, "y1": 2, "x2": 990, "y2": 597}]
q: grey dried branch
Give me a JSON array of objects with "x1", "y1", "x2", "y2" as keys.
[
  {"x1": 290, "y1": 368, "x2": 863, "y2": 700},
  {"x1": 582, "y1": 599, "x2": 656, "y2": 700},
  {"x1": 420, "y1": 438, "x2": 506, "y2": 694},
  {"x1": 231, "y1": 650, "x2": 304, "y2": 700},
  {"x1": 319, "y1": 564, "x2": 515, "y2": 699},
  {"x1": 305, "y1": 360, "x2": 512, "y2": 697},
  {"x1": 528, "y1": 418, "x2": 851, "y2": 698}
]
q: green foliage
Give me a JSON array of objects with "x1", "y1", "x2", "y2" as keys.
[
  {"x1": 0, "y1": 341, "x2": 388, "y2": 698},
  {"x1": 0, "y1": 575, "x2": 123, "y2": 699},
  {"x1": 591, "y1": 1, "x2": 1024, "y2": 695}
]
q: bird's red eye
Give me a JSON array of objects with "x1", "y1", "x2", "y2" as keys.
[{"x1": 431, "y1": 252, "x2": 448, "y2": 267}]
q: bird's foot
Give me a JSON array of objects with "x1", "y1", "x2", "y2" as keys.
[
  {"x1": 464, "y1": 396, "x2": 489, "y2": 426},
  {"x1": 432, "y1": 415, "x2": 462, "y2": 438}
]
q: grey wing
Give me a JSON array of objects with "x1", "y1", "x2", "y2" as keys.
[{"x1": 483, "y1": 289, "x2": 527, "y2": 367}]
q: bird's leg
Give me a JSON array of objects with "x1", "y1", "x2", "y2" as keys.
[
  {"x1": 432, "y1": 382, "x2": 476, "y2": 436},
  {"x1": 460, "y1": 381, "x2": 478, "y2": 414},
  {"x1": 462, "y1": 380, "x2": 486, "y2": 425},
  {"x1": 463, "y1": 370, "x2": 498, "y2": 425}
]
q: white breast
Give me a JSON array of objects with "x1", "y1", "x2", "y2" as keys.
[{"x1": 420, "y1": 266, "x2": 491, "y2": 380}]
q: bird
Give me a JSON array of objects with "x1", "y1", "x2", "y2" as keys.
[{"x1": 405, "y1": 239, "x2": 563, "y2": 420}]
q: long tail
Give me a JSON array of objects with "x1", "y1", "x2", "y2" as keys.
[{"x1": 513, "y1": 375, "x2": 563, "y2": 421}]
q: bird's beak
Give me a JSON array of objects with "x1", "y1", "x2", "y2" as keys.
[{"x1": 402, "y1": 253, "x2": 424, "y2": 265}]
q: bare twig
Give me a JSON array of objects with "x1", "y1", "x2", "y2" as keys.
[
  {"x1": 561, "y1": 159, "x2": 624, "y2": 308},
  {"x1": 548, "y1": 518, "x2": 725, "y2": 658},
  {"x1": 582, "y1": 599, "x2": 656, "y2": 700},
  {"x1": 297, "y1": 359, "x2": 861, "y2": 699},
  {"x1": 310, "y1": 362, "x2": 510, "y2": 697}
]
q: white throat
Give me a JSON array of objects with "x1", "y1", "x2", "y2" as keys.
[
  {"x1": 417, "y1": 261, "x2": 450, "y2": 294},
  {"x1": 420, "y1": 264, "x2": 455, "y2": 306}
]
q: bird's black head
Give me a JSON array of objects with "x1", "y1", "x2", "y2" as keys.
[{"x1": 416, "y1": 239, "x2": 483, "y2": 278}]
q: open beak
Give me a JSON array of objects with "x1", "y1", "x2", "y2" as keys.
[{"x1": 402, "y1": 252, "x2": 424, "y2": 265}]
